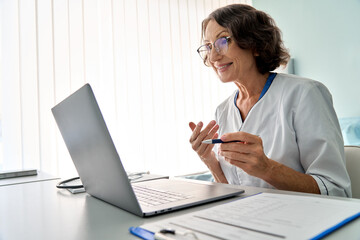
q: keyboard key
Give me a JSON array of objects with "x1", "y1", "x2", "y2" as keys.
[{"x1": 132, "y1": 185, "x2": 192, "y2": 206}]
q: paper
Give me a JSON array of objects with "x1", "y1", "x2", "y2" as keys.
[{"x1": 140, "y1": 193, "x2": 360, "y2": 240}]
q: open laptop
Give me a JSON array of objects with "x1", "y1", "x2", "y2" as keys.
[{"x1": 51, "y1": 83, "x2": 244, "y2": 217}]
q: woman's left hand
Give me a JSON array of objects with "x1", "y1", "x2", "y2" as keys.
[{"x1": 218, "y1": 132, "x2": 272, "y2": 178}]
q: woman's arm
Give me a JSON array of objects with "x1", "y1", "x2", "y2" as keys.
[
  {"x1": 218, "y1": 132, "x2": 320, "y2": 193},
  {"x1": 203, "y1": 152, "x2": 228, "y2": 184},
  {"x1": 292, "y1": 81, "x2": 350, "y2": 197},
  {"x1": 263, "y1": 159, "x2": 320, "y2": 194}
]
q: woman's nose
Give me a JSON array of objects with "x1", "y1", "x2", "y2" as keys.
[{"x1": 208, "y1": 47, "x2": 222, "y2": 65}]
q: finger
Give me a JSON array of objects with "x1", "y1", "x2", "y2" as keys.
[
  {"x1": 213, "y1": 132, "x2": 219, "y2": 139},
  {"x1": 197, "y1": 132, "x2": 218, "y2": 157},
  {"x1": 220, "y1": 145, "x2": 264, "y2": 166},
  {"x1": 206, "y1": 124, "x2": 219, "y2": 140},
  {"x1": 192, "y1": 120, "x2": 217, "y2": 148},
  {"x1": 195, "y1": 126, "x2": 218, "y2": 157},
  {"x1": 220, "y1": 137, "x2": 266, "y2": 157},
  {"x1": 189, "y1": 121, "x2": 203, "y2": 143},
  {"x1": 220, "y1": 150, "x2": 247, "y2": 162},
  {"x1": 223, "y1": 154, "x2": 265, "y2": 177},
  {"x1": 189, "y1": 122, "x2": 196, "y2": 131},
  {"x1": 220, "y1": 141, "x2": 254, "y2": 154},
  {"x1": 197, "y1": 120, "x2": 217, "y2": 141},
  {"x1": 220, "y1": 131, "x2": 260, "y2": 144},
  {"x1": 225, "y1": 156, "x2": 248, "y2": 168}
]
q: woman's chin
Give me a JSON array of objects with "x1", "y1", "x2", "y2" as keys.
[{"x1": 218, "y1": 75, "x2": 233, "y2": 83}]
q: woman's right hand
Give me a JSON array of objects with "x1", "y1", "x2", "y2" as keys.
[{"x1": 189, "y1": 120, "x2": 219, "y2": 163}]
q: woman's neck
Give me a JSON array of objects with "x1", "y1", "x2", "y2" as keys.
[
  {"x1": 234, "y1": 72, "x2": 270, "y2": 120},
  {"x1": 235, "y1": 72, "x2": 269, "y2": 100}
]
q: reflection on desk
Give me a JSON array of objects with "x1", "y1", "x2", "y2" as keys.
[
  {"x1": 0, "y1": 171, "x2": 59, "y2": 187},
  {"x1": 0, "y1": 179, "x2": 359, "y2": 240}
]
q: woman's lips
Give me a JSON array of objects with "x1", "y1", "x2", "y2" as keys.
[{"x1": 216, "y1": 63, "x2": 233, "y2": 72}]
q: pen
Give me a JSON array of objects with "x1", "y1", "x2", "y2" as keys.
[{"x1": 202, "y1": 139, "x2": 242, "y2": 144}]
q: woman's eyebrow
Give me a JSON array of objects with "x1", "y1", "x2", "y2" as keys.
[
  {"x1": 216, "y1": 31, "x2": 228, "y2": 38},
  {"x1": 204, "y1": 30, "x2": 229, "y2": 42}
]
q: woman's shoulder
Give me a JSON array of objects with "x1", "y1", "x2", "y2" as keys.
[
  {"x1": 273, "y1": 73, "x2": 333, "y2": 107},
  {"x1": 275, "y1": 73, "x2": 326, "y2": 88},
  {"x1": 274, "y1": 73, "x2": 330, "y2": 94}
]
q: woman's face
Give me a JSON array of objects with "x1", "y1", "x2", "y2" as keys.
[{"x1": 204, "y1": 20, "x2": 259, "y2": 83}]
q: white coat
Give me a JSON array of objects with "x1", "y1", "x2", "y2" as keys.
[{"x1": 213, "y1": 73, "x2": 351, "y2": 197}]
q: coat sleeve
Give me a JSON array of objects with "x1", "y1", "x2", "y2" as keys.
[{"x1": 293, "y1": 81, "x2": 352, "y2": 197}]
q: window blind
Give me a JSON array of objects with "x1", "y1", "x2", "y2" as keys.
[{"x1": 1, "y1": 0, "x2": 251, "y2": 178}]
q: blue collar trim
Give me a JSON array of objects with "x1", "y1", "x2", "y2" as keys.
[
  {"x1": 234, "y1": 72, "x2": 277, "y2": 105},
  {"x1": 258, "y1": 72, "x2": 277, "y2": 101},
  {"x1": 233, "y1": 72, "x2": 277, "y2": 121}
]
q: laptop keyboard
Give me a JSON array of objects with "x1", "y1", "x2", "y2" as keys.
[{"x1": 132, "y1": 185, "x2": 193, "y2": 207}]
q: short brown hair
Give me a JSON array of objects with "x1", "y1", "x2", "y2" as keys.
[{"x1": 201, "y1": 4, "x2": 290, "y2": 74}]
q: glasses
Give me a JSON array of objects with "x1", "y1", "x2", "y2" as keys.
[{"x1": 197, "y1": 36, "x2": 231, "y2": 66}]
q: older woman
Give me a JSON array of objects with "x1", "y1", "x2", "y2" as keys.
[{"x1": 189, "y1": 4, "x2": 351, "y2": 197}]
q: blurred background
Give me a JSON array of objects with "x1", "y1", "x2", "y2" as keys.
[{"x1": 1, "y1": 0, "x2": 359, "y2": 178}]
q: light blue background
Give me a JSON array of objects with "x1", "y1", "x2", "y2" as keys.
[{"x1": 253, "y1": 0, "x2": 360, "y2": 118}]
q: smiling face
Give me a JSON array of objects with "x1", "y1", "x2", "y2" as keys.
[{"x1": 204, "y1": 20, "x2": 259, "y2": 84}]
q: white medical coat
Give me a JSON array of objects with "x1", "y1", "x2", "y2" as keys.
[{"x1": 213, "y1": 73, "x2": 351, "y2": 197}]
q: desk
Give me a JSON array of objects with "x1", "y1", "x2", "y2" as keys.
[
  {"x1": 0, "y1": 179, "x2": 359, "y2": 240},
  {"x1": 0, "y1": 171, "x2": 59, "y2": 187}
]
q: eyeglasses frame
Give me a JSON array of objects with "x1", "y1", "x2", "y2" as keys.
[{"x1": 196, "y1": 36, "x2": 232, "y2": 66}]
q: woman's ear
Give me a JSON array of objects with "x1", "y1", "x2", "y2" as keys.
[{"x1": 252, "y1": 48, "x2": 259, "y2": 57}]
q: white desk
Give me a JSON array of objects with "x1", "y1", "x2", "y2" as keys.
[
  {"x1": 0, "y1": 171, "x2": 59, "y2": 187},
  {"x1": 0, "y1": 179, "x2": 359, "y2": 240}
]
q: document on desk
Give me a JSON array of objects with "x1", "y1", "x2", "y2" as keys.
[{"x1": 139, "y1": 193, "x2": 360, "y2": 240}]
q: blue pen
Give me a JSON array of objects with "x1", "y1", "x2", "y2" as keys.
[
  {"x1": 202, "y1": 139, "x2": 242, "y2": 144},
  {"x1": 129, "y1": 227, "x2": 155, "y2": 240}
]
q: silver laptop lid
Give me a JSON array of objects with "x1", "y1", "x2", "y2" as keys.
[
  {"x1": 52, "y1": 83, "x2": 244, "y2": 217},
  {"x1": 52, "y1": 83, "x2": 143, "y2": 216}
]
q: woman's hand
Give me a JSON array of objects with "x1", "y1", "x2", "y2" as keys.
[
  {"x1": 189, "y1": 120, "x2": 228, "y2": 183},
  {"x1": 218, "y1": 132, "x2": 271, "y2": 178},
  {"x1": 219, "y1": 131, "x2": 320, "y2": 193},
  {"x1": 189, "y1": 120, "x2": 219, "y2": 162}
]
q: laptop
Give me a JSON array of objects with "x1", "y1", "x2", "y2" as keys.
[{"x1": 51, "y1": 83, "x2": 244, "y2": 217}]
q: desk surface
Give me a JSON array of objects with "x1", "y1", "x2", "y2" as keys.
[
  {"x1": 0, "y1": 179, "x2": 359, "y2": 240},
  {"x1": 0, "y1": 171, "x2": 59, "y2": 187}
]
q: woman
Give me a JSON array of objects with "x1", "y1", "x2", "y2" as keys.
[{"x1": 189, "y1": 4, "x2": 351, "y2": 197}]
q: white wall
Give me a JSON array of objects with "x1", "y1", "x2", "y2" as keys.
[{"x1": 254, "y1": 0, "x2": 360, "y2": 118}]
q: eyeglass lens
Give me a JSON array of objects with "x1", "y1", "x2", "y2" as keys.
[
  {"x1": 198, "y1": 37, "x2": 229, "y2": 65},
  {"x1": 214, "y1": 37, "x2": 229, "y2": 55}
]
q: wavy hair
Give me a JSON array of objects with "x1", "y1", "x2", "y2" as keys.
[{"x1": 201, "y1": 4, "x2": 290, "y2": 74}]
